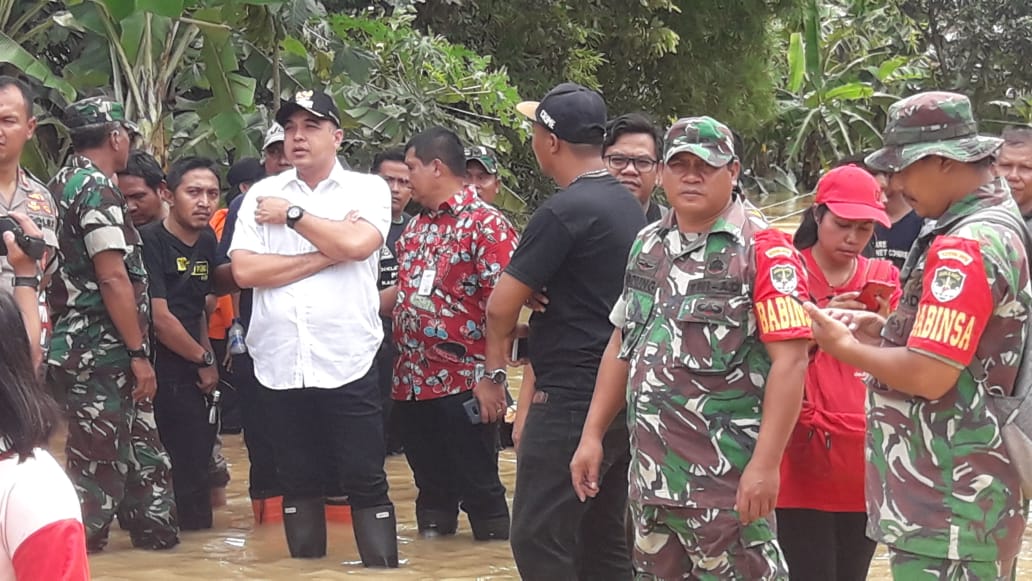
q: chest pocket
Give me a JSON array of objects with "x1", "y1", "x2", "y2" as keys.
[
  {"x1": 671, "y1": 279, "x2": 754, "y2": 375},
  {"x1": 618, "y1": 287, "x2": 656, "y2": 360}
]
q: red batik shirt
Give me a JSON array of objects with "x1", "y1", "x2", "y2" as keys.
[{"x1": 392, "y1": 186, "x2": 519, "y2": 401}]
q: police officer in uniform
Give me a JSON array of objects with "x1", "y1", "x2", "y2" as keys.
[
  {"x1": 570, "y1": 117, "x2": 812, "y2": 579},
  {"x1": 807, "y1": 91, "x2": 1031, "y2": 579}
]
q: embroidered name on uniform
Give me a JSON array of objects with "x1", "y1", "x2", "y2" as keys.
[
  {"x1": 936, "y1": 248, "x2": 973, "y2": 266},
  {"x1": 684, "y1": 278, "x2": 743, "y2": 296},
  {"x1": 755, "y1": 296, "x2": 809, "y2": 334},
  {"x1": 626, "y1": 272, "x2": 657, "y2": 294},
  {"x1": 910, "y1": 304, "x2": 976, "y2": 350},
  {"x1": 764, "y1": 246, "x2": 793, "y2": 259}
]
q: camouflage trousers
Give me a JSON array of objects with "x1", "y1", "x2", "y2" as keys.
[
  {"x1": 49, "y1": 364, "x2": 179, "y2": 551},
  {"x1": 631, "y1": 504, "x2": 788, "y2": 580},
  {"x1": 888, "y1": 548, "x2": 1014, "y2": 581}
]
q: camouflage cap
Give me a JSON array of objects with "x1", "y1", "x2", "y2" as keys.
[
  {"x1": 663, "y1": 116, "x2": 736, "y2": 166},
  {"x1": 64, "y1": 97, "x2": 137, "y2": 132},
  {"x1": 865, "y1": 91, "x2": 1002, "y2": 173},
  {"x1": 464, "y1": 145, "x2": 498, "y2": 174}
]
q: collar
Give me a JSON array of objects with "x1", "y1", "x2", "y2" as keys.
[
  {"x1": 287, "y1": 160, "x2": 348, "y2": 191},
  {"x1": 68, "y1": 154, "x2": 100, "y2": 172},
  {"x1": 927, "y1": 177, "x2": 1013, "y2": 237},
  {"x1": 656, "y1": 193, "x2": 751, "y2": 246},
  {"x1": 425, "y1": 185, "x2": 478, "y2": 217}
]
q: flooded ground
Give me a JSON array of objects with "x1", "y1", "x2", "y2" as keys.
[{"x1": 76, "y1": 429, "x2": 1032, "y2": 580}]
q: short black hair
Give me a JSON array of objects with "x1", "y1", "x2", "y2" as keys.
[
  {"x1": 0, "y1": 292, "x2": 59, "y2": 459},
  {"x1": 405, "y1": 127, "x2": 466, "y2": 176},
  {"x1": 69, "y1": 123, "x2": 116, "y2": 151},
  {"x1": 1002, "y1": 125, "x2": 1032, "y2": 147},
  {"x1": 166, "y1": 156, "x2": 219, "y2": 192},
  {"x1": 0, "y1": 76, "x2": 33, "y2": 117},
  {"x1": 118, "y1": 150, "x2": 165, "y2": 189},
  {"x1": 603, "y1": 113, "x2": 662, "y2": 159},
  {"x1": 371, "y1": 148, "x2": 406, "y2": 175}
]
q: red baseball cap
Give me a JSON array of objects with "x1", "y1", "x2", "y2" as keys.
[{"x1": 814, "y1": 164, "x2": 891, "y2": 227}]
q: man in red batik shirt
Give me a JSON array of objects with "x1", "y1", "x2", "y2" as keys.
[{"x1": 388, "y1": 127, "x2": 518, "y2": 542}]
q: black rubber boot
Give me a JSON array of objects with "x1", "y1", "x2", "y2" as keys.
[
  {"x1": 283, "y1": 497, "x2": 327, "y2": 558},
  {"x1": 351, "y1": 504, "x2": 399, "y2": 568},
  {"x1": 416, "y1": 508, "x2": 458, "y2": 538},
  {"x1": 469, "y1": 514, "x2": 510, "y2": 541}
]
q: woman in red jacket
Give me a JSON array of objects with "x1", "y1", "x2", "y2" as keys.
[{"x1": 778, "y1": 164, "x2": 901, "y2": 581}]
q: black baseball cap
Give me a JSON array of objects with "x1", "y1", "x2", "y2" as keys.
[
  {"x1": 516, "y1": 82, "x2": 607, "y2": 145},
  {"x1": 275, "y1": 90, "x2": 341, "y2": 127},
  {"x1": 227, "y1": 157, "x2": 265, "y2": 188}
]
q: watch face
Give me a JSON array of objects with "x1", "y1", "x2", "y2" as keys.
[
  {"x1": 287, "y1": 207, "x2": 302, "y2": 220},
  {"x1": 490, "y1": 370, "x2": 507, "y2": 383}
]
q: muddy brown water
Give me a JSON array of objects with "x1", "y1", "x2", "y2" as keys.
[{"x1": 75, "y1": 427, "x2": 1032, "y2": 580}]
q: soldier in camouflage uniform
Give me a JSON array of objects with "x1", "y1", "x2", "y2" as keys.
[
  {"x1": 47, "y1": 97, "x2": 179, "y2": 552},
  {"x1": 571, "y1": 117, "x2": 812, "y2": 579},
  {"x1": 807, "y1": 92, "x2": 1029, "y2": 580}
]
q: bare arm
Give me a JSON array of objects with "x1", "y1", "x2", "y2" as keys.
[
  {"x1": 214, "y1": 263, "x2": 239, "y2": 295},
  {"x1": 230, "y1": 249, "x2": 337, "y2": 289},
  {"x1": 380, "y1": 285, "x2": 398, "y2": 318},
  {"x1": 12, "y1": 284, "x2": 41, "y2": 368},
  {"x1": 93, "y1": 250, "x2": 147, "y2": 350},
  {"x1": 483, "y1": 273, "x2": 535, "y2": 372}
]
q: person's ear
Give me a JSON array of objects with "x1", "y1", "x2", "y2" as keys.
[
  {"x1": 548, "y1": 133, "x2": 560, "y2": 155},
  {"x1": 159, "y1": 182, "x2": 173, "y2": 204},
  {"x1": 25, "y1": 116, "x2": 36, "y2": 140}
]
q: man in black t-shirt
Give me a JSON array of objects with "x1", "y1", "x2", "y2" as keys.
[
  {"x1": 141, "y1": 157, "x2": 220, "y2": 530},
  {"x1": 372, "y1": 148, "x2": 412, "y2": 454},
  {"x1": 870, "y1": 169, "x2": 923, "y2": 270},
  {"x1": 480, "y1": 82, "x2": 644, "y2": 580}
]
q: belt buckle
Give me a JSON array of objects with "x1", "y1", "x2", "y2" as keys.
[{"x1": 532, "y1": 391, "x2": 549, "y2": 404}]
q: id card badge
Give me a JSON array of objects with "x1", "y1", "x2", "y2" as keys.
[{"x1": 418, "y1": 269, "x2": 436, "y2": 295}]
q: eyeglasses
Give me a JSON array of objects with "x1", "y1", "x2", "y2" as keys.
[{"x1": 604, "y1": 155, "x2": 658, "y2": 173}]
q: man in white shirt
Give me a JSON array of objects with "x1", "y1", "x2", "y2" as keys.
[{"x1": 229, "y1": 90, "x2": 397, "y2": 567}]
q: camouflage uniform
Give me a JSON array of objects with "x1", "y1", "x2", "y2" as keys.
[
  {"x1": 47, "y1": 98, "x2": 178, "y2": 551},
  {"x1": 611, "y1": 117, "x2": 811, "y2": 579},
  {"x1": 864, "y1": 92, "x2": 1028, "y2": 578}
]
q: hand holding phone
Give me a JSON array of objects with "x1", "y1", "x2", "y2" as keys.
[
  {"x1": 463, "y1": 397, "x2": 482, "y2": 425},
  {"x1": 856, "y1": 280, "x2": 894, "y2": 312}
]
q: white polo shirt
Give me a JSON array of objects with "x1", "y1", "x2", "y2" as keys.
[{"x1": 229, "y1": 162, "x2": 391, "y2": 389}]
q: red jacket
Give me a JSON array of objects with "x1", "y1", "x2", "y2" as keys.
[{"x1": 778, "y1": 249, "x2": 900, "y2": 512}]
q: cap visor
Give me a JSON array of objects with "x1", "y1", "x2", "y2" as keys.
[
  {"x1": 664, "y1": 144, "x2": 733, "y2": 167},
  {"x1": 275, "y1": 102, "x2": 329, "y2": 127},
  {"x1": 263, "y1": 135, "x2": 284, "y2": 150},
  {"x1": 866, "y1": 135, "x2": 1004, "y2": 173},
  {"x1": 124, "y1": 120, "x2": 139, "y2": 133},
  {"x1": 466, "y1": 158, "x2": 498, "y2": 175},
  {"x1": 824, "y1": 201, "x2": 891, "y2": 228},
  {"x1": 516, "y1": 101, "x2": 539, "y2": 121}
]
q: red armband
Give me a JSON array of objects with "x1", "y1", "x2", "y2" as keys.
[
  {"x1": 907, "y1": 236, "x2": 992, "y2": 366},
  {"x1": 752, "y1": 229, "x2": 812, "y2": 342}
]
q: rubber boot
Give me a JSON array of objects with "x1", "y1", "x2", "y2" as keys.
[
  {"x1": 282, "y1": 497, "x2": 327, "y2": 558},
  {"x1": 416, "y1": 508, "x2": 458, "y2": 538},
  {"x1": 351, "y1": 504, "x2": 399, "y2": 568},
  {"x1": 469, "y1": 514, "x2": 510, "y2": 541}
]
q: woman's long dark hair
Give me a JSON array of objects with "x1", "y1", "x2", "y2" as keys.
[
  {"x1": 792, "y1": 204, "x2": 829, "y2": 251},
  {"x1": 0, "y1": 292, "x2": 58, "y2": 459}
]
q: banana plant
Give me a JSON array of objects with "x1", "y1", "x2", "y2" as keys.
[{"x1": 0, "y1": 0, "x2": 76, "y2": 102}]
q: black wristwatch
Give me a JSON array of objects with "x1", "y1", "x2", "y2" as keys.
[
  {"x1": 486, "y1": 368, "x2": 507, "y2": 385},
  {"x1": 286, "y1": 205, "x2": 305, "y2": 229},
  {"x1": 127, "y1": 342, "x2": 150, "y2": 360},
  {"x1": 12, "y1": 275, "x2": 39, "y2": 290},
  {"x1": 200, "y1": 350, "x2": 216, "y2": 367}
]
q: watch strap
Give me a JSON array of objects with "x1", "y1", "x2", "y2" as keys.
[{"x1": 12, "y1": 275, "x2": 39, "y2": 290}]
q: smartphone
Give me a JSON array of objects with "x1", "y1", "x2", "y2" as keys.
[
  {"x1": 511, "y1": 337, "x2": 529, "y2": 361},
  {"x1": 857, "y1": 280, "x2": 895, "y2": 312},
  {"x1": 463, "y1": 397, "x2": 482, "y2": 425}
]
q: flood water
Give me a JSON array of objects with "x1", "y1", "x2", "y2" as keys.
[{"x1": 75, "y1": 427, "x2": 1032, "y2": 580}]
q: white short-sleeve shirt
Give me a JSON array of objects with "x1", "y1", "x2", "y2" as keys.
[{"x1": 229, "y1": 163, "x2": 391, "y2": 389}]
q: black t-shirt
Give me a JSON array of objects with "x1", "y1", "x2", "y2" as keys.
[
  {"x1": 378, "y1": 213, "x2": 411, "y2": 290},
  {"x1": 506, "y1": 172, "x2": 647, "y2": 398},
  {"x1": 871, "y1": 210, "x2": 923, "y2": 270},
  {"x1": 141, "y1": 221, "x2": 218, "y2": 379}
]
